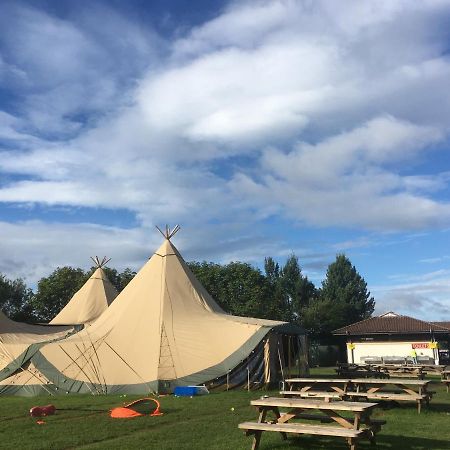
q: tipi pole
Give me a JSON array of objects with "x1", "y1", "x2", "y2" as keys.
[
  {"x1": 288, "y1": 336, "x2": 292, "y2": 378},
  {"x1": 155, "y1": 224, "x2": 181, "y2": 240},
  {"x1": 277, "y1": 344, "x2": 285, "y2": 381},
  {"x1": 247, "y1": 367, "x2": 250, "y2": 392}
]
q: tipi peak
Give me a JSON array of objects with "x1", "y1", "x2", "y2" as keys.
[
  {"x1": 155, "y1": 224, "x2": 180, "y2": 240},
  {"x1": 90, "y1": 256, "x2": 111, "y2": 268}
]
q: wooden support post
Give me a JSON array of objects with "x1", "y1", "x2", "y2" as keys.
[
  {"x1": 251, "y1": 408, "x2": 268, "y2": 450},
  {"x1": 251, "y1": 431, "x2": 262, "y2": 450}
]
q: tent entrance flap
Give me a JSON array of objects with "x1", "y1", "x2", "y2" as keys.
[{"x1": 201, "y1": 330, "x2": 307, "y2": 391}]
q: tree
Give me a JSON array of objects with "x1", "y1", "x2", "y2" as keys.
[
  {"x1": 117, "y1": 268, "x2": 136, "y2": 291},
  {"x1": 188, "y1": 261, "x2": 273, "y2": 319},
  {"x1": 0, "y1": 273, "x2": 35, "y2": 322},
  {"x1": 264, "y1": 257, "x2": 289, "y2": 321},
  {"x1": 188, "y1": 256, "x2": 319, "y2": 323},
  {"x1": 305, "y1": 254, "x2": 375, "y2": 335},
  {"x1": 264, "y1": 257, "x2": 280, "y2": 285},
  {"x1": 221, "y1": 262, "x2": 272, "y2": 318},
  {"x1": 280, "y1": 255, "x2": 316, "y2": 320},
  {"x1": 33, "y1": 267, "x2": 87, "y2": 322},
  {"x1": 187, "y1": 261, "x2": 224, "y2": 308},
  {"x1": 94, "y1": 267, "x2": 136, "y2": 292}
]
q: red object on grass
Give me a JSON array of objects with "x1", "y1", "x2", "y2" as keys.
[
  {"x1": 29, "y1": 404, "x2": 56, "y2": 417},
  {"x1": 110, "y1": 398, "x2": 163, "y2": 418}
]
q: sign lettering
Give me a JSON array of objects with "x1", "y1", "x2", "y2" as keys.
[{"x1": 412, "y1": 343, "x2": 429, "y2": 349}]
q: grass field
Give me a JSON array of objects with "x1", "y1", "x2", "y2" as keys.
[{"x1": 1, "y1": 370, "x2": 449, "y2": 450}]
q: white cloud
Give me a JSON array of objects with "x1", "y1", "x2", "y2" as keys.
[
  {"x1": 373, "y1": 269, "x2": 450, "y2": 321},
  {"x1": 0, "y1": 3, "x2": 163, "y2": 136},
  {"x1": 0, "y1": 0, "x2": 450, "y2": 294},
  {"x1": 420, "y1": 255, "x2": 450, "y2": 264},
  {"x1": 0, "y1": 220, "x2": 152, "y2": 285},
  {"x1": 230, "y1": 116, "x2": 449, "y2": 230}
]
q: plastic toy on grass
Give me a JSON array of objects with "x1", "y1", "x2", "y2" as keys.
[
  {"x1": 174, "y1": 385, "x2": 210, "y2": 397},
  {"x1": 29, "y1": 405, "x2": 56, "y2": 417},
  {"x1": 110, "y1": 398, "x2": 163, "y2": 418}
]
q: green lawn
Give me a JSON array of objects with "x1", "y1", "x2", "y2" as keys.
[{"x1": 0, "y1": 374, "x2": 449, "y2": 449}]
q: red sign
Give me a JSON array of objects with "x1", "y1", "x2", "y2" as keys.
[{"x1": 412, "y1": 343, "x2": 429, "y2": 349}]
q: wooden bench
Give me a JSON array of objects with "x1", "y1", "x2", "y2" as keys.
[
  {"x1": 346, "y1": 392, "x2": 424, "y2": 401},
  {"x1": 280, "y1": 390, "x2": 342, "y2": 400},
  {"x1": 348, "y1": 378, "x2": 432, "y2": 413},
  {"x1": 345, "y1": 391, "x2": 426, "y2": 412},
  {"x1": 291, "y1": 412, "x2": 386, "y2": 428},
  {"x1": 386, "y1": 371, "x2": 425, "y2": 379},
  {"x1": 239, "y1": 421, "x2": 364, "y2": 450},
  {"x1": 283, "y1": 378, "x2": 351, "y2": 396},
  {"x1": 336, "y1": 363, "x2": 386, "y2": 379}
]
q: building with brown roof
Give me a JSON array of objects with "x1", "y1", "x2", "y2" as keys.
[{"x1": 333, "y1": 312, "x2": 450, "y2": 365}]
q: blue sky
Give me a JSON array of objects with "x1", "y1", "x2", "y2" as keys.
[{"x1": 0, "y1": 0, "x2": 449, "y2": 320}]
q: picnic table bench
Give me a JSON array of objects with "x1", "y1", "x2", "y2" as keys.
[
  {"x1": 406, "y1": 364, "x2": 447, "y2": 375},
  {"x1": 346, "y1": 378, "x2": 433, "y2": 413},
  {"x1": 378, "y1": 365, "x2": 426, "y2": 379},
  {"x1": 238, "y1": 397, "x2": 384, "y2": 450},
  {"x1": 281, "y1": 378, "x2": 351, "y2": 400},
  {"x1": 336, "y1": 363, "x2": 386, "y2": 378},
  {"x1": 336, "y1": 362, "x2": 431, "y2": 379}
]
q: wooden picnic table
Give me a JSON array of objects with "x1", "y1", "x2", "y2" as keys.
[
  {"x1": 238, "y1": 396, "x2": 384, "y2": 450},
  {"x1": 336, "y1": 363, "x2": 385, "y2": 378},
  {"x1": 377, "y1": 365, "x2": 426, "y2": 379},
  {"x1": 336, "y1": 362, "x2": 433, "y2": 379},
  {"x1": 282, "y1": 378, "x2": 351, "y2": 400},
  {"x1": 347, "y1": 378, "x2": 433, "y2": 413}
]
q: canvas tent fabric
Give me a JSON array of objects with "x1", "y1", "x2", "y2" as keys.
[
  {"x1": 50, "y1": 267, "x2": 118, "y2": 325},
  {"x1": 20, "y1": 238, "x2": 306, "y2": 395},
  {"x1": 0, "y1": 360, "x2": 56, "y2": 395},
  {"x1": 0, "y1": 310, "x2": 74, "y2": 381}
]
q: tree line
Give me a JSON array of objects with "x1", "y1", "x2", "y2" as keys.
[{"x1": 0, "y1": 253, "x2": 375, "y2": 336}]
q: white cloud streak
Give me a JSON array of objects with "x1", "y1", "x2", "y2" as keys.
[{"x1": 373, "y1": 269, "x2": 450, "y2": 321}]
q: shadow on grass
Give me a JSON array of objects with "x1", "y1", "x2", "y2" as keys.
[
  {"x1": 427, "y1": 402, "x2": 450, "y2": 413},
  {"x1": 377, "y1": 434, "x2": 450, "y2": 449},
  {"x1": 252, "y1": 433, "x2": 450, "y2": 450}
]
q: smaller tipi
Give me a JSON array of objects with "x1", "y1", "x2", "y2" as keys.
[{"x1": 49, "y1": 257, "x2": 118, "y2": 325}]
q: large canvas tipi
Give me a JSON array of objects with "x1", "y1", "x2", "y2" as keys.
[
  {"x1": 50, "y1": 257, "x2": 118, "y2": 325},
  {"x1": 5, "y1": 228, "x2": 307, "y2": 395}
]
